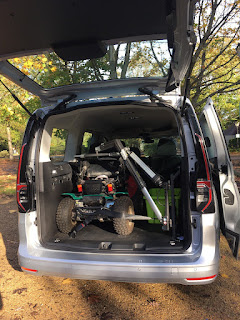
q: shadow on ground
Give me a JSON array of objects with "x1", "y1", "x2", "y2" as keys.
[
  {"x1": 0, "y1": 293, "x2": 2, "y2": 310},
  {"x1": 0, "y1": 196, "x2": 21, "y2": 271}
]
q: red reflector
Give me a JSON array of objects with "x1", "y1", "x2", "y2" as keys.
[
  {"x1": 21, "y1": 266, "x2": 38, "y2": 273},
  {"x1": 107, "y1": 184, "x2": 113, "y2": 192},
  {"x1": 77, "y1": 184, "x2": 83, "y2": 192},
  {"x1": 186, "y1": 274, "x2": 217, "y2": 281}
]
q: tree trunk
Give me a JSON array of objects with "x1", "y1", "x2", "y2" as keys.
[
  {"x1": 6, "y1": 125, "x2": 14, "y2": 160},
  {"x1": 121, "y1": 43, "x2": 131, "y2": 78},
  {"x1": 108, "y1": 45, "x2": 117, "y2": 79}
]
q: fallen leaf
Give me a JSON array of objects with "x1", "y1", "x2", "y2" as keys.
[
  {"x1": 62, "y1": 278, "x2": 72, "y2": 284},
  {"x1": 221, "y1": 273, "x2": 229, "y2": 278}
]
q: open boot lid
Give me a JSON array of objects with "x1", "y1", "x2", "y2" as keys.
[{"x1": 0, "y1": 0, "x2": 196, "y2": 102}]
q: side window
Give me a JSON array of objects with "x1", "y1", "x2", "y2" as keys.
[
  {"x1": 81, "y1": 132, "x2": 93, "y2": 154},
  {"x1": 50, "y1": 128, "x2": 68, "y2": 162},
  {"x1": 122, "y1": 136, "x2": 181, "y2": 157}
]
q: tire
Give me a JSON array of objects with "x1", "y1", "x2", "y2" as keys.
[
  {"x1": 113, "y1": 196, "x2": 135, "y2": 236},
  {"x1": 56, "y1": 197, "x2": 77, "y2": 234}
]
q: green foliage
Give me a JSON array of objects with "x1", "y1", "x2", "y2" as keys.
[
  {"x1": 50, "y1": 129, "x2": 68, "y2": 156},
  {"x1": 0, "y1": 121, "x2": 25, "y2": 152},
  {"x1": 0, "y1": 126, "x2": 8, "y2": 151},
  {"x1": 0, "y1": 150, "x2": 9, "y2": 158},
  {"x1": 1, "y1": 3, "x2": 240, "y2": 154},
  {"x1": 37, "y1": 41, "x2": 170, "y2": 87},
  {"x1": 128, "y1": 41, "x2": 169, "y2": 78},
  {"x1": 189, "y1": 0, "x2": 240, "y2": 114},
  {"x1": 54, "y1": 128, "x2": 68, "y2": 140},
  {"x1": 0, "y1": 168, "x2": 16, "y2": 196},
  {"x1": 143, "y1": 141, "x2": 159, "y2": 157},
  {"x1": 0, "y1": 76, "x2": 35, "y2": 155},
  {"x1": 38, "y1": 52, "x2": 111, "y2": 87},
  {"x1": 81, "y1": 132, "x2": 93, "y2": 153},
  {"x1": 0, "y1": 78, "x2": 33, "y2": 123},
  {"x1": 123, "y1": 138, "x2": 159, "y2": 157},
  {"x1": 213, "y1": 94, "x2": 240, "y2": 129},
  {"x1": 124, "y1": 138, "x2": 141, "y2": 149},
  {"x1": 228, "y1": 138, "x2": 240, "y2": 152},
  {"x1": 49, "y1": 140, "x2": 66, "y2": 156},
  {"x1": 25, "y1": 96, "x2": 41, "y2": 113}
]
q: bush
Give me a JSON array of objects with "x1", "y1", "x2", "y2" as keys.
[
  {"x1": 0, "y1": 150, "x2": 9, "y2": 158},
  {"x1": 228, "y1": 138, "x2": 240, "y2": 152}
]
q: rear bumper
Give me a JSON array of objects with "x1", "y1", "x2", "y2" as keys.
[
  {"x1": 19, "y1": 252, "x2": 219, "y2": 285},
  {"x1": 18, "y1": 211, "x2": 220, "y2": 285}
]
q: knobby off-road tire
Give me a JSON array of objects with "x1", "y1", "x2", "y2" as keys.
[
  {"x1": 113, "y1": 196, "x2": 135, "y2": 236},
  {"x1": 56, "y1": 197, "x2": 77, "y2": 234}
]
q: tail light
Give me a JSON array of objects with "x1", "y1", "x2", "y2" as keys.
[
  {"x1": 195, "y1": 134, "x2": 215, "y2": 213},
  {"x1": 17, "y1": 143, "x2": 28, "y2": 213}
]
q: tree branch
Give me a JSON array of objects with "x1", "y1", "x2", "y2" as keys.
[
  {"x1": 192, "y1": 59, "x2": 240, "y2": 91},
  {"x1": 206, "y1": 2, "x2": 239, "y2": 41},
  {"x1": 187, "y1": 2, "x2": 218, "y2": 82},
  {"x1": 150, "y1": 41, "x2": 168, "y2": 76},
  {"x1": 90, "y1": 60, "x2": 104, "y2": 81},
  {"x1": 195, "y1": 80, "x2": 240, "y2": 107},
  {"x1": 198, "y1": 52, "x2": 238, "y2": 81},
  {"x1": 191, "y1": 27, "x2": 240, "y2": 87},
  {"x1": 197, "y1": 0, "x2": 204, "y2": 40}
]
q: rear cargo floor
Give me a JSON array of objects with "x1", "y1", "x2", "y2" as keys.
[{"x1": 45, "y1": 222, "x2": 184, "y2": 252}]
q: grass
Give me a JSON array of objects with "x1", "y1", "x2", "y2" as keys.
[{"x1": 0, "y1": 174, "x2": 16, "y2": 196}]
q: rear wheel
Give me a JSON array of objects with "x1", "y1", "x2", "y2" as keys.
[
  {"x1": 113, "y1": 196, "x2": 135, "y2": 235},
  {"x1": 56, "y1": 197, "x2": 77, "y2": 234}
]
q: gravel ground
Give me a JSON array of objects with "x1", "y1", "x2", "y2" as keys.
[
  {"x1": 0, "y1": 196, "x2": 240, "y2": 320},
  {"x1": 0, "y1": 157, "x2": 240, "y2": 320}
]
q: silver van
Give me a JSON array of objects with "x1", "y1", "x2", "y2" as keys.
[{"x1": 0, "y1": 0, "x2": 239, "y2": 285}]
